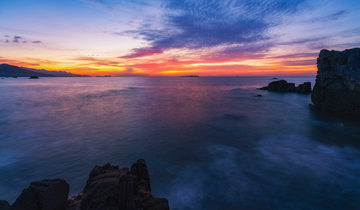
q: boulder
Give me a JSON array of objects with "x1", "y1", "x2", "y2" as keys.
[
  {"x1": 11, "y1": 179, "x2": 69, "y2": 210},
  {"x1": 311, "y1": 48, "x2": 360, "y2": 119},
  {"x1": 67, "y1": 159, "x2": 169, "y2": 210},
  {"x1": 260, "y1": 80, "x2": 311, "y2": 93}
]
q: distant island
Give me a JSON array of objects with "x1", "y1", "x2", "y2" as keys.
[
  {"x1": 96, "y1": 75, "x2": 112, "y2": 77},
  {"x1": 0, "y1": 64, "x2": 91, "y2": 77},
  {"x1": 181, "y1": 75, "x2": 199, "y2": 77}
]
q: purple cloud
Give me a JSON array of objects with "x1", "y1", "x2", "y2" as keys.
[
  {"x1": 13, "y1": 36, "x2": 22, "y2": 43},
  {"x1": 119, "y1": 0, "x2": 306, "y2": 58}
]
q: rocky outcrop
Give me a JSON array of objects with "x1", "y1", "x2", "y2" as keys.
[
  {"x1": 0, "y1": 200, "x2": 11, "y2": 210},
  {"x1": 311, "y1": 48, "x2": 360, "y2": 119},
  {"x1": 70, "y1": 159, "x2": 169, "y2": 210},
  {"x1": 11, "y1": 179, "x2": 69, "y2": 210},
  {"x1": 1, "y1": 159, "x2": 169, "y2": 210},
  {"x1": 259, "y1": 80, "x2": 311, "y2": 93}
]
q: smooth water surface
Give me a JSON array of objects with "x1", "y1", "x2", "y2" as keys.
[{"x1": 1, "y1": 77, "x2": 360, "y2": 209}]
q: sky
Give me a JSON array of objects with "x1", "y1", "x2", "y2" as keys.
[{"x1": 0, "y1": 0, "x2": 359, "y2": 76}]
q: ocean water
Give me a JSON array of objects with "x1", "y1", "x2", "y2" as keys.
[{"x1": 1, "y1": 76, "x2": 360, "y2": 209}]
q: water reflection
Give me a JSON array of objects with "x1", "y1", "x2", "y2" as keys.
[{"x1": 0, "y1": 77, "x2": 360, "y2": 209}]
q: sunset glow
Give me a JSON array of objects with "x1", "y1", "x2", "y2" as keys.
[{"x1": 1, "y1": 0, "x2": 359, "y2": 76}]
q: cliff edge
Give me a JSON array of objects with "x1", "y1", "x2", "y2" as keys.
[{"x1": 311, "y1": 48, "x2": 360, "y2": 119}]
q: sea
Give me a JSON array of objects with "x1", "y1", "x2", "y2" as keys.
[{"x1": 1, "y1": 76, "x2": 360, "y2": 209}]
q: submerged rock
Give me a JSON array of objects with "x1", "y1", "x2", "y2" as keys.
[
  {"x1": 259, "y1": 80, "x2": 311, "y2": 94},
  {"x1": 311, "y1": 48, "x2": 360, "y2": 119}
]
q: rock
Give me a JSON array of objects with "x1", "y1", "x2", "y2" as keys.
[
  {"x1": 0, "y1": 200, "x2": 11, "y2": 210},
  {"x1": 11, "y1": 179, "x2": 69, "y2": 210},
  {"x1": 72, "y1": 159, "x2": 169, "y2": 210},
  {"x1": 66, "y1": 193, "x2": 82, "y2": 210},
  {"x1": 295, "y1": 82, "x2": 311, "y2": 93},
  {"x1": 259, "y1": 80, "x2": 311, "y2": 93},
  {"x1": 3, "y1": 160, "x2": 169, "y2": 210},
  {"x1": 311, "y1": 48, "x2": 360, "y2": 119}
]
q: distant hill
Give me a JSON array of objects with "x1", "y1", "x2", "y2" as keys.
[
  {"x1": 0, "y1": 64, "x2": 55, "y2": 77},
  {"x1": 21, "y1": 67, "x2": 91, "y2": 77}
]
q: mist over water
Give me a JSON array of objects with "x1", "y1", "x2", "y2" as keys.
[{"x1": 1, "y1": 77, "x2": 360, "y2": 209}]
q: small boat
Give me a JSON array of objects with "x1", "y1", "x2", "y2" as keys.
[{"x1": 29, "y1": 76, "x2": 39, "y2": 79}]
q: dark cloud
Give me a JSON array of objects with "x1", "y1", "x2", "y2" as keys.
[
  {"x1": 32, "y1": 41, "x2": 41, "y2": 43},
  {"x1": 120, "y1": 0, "x2": 306, "y2": 58},
  {"x1": 6, "y1": 40, "x2": 9, "y2": 43},
  {"x1": 13, "y1": 35, "x2": 22, "y2": 43},
  {"x1": 4, "y1": 35, "x2": 9, "y2": 37}
]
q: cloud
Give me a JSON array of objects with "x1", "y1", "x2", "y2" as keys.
[
  {"x1": 280, "y1": 59, "x2": 316, "y2": 66},
  {"x1": 32, "y1": 41, "x2": 41, "y2": 44},
  {"x1": 111, "y1": 67, "x2": 149, "y2": 77},
  {"x1": 269, "y1": 52, "x2": 318, "y2": 59},
  {"x1": 120, "y1": 47, "x2": 163, "y2": 58},
  {"x1": 73, "y1": 56, "x2": 122, "y2": 66},
  {"x1": 82, "y1": 0, "x2": 151, "y2": 11},
  {"x1": 4, "y1": 35, "x2": 9, "y2": 37},
  {"x1": 274, "y1": 37, "x2": 331, "y2": 47},
  {"x1": 5, "y1": 40, "x2": 9, "y2": 43},
  {"x1": 13, "y1": 35, "x2": 22, "y2": 43},
  {"x1": 123, "y1": 67, "x2": 134, "y2": 73},
  {"x1": 0, "y1": 58, "x2": 39, "y2": 67},
  {"x1": 304, "y1": 10, "x2": 348, "y2": 24},
  {"x1": 119, "y1": 0, "x2": 306, "y2": 58}
]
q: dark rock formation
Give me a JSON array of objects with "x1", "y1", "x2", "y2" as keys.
[
  {"x1": 11, "y1": 179, "x2": 69, "y2": 210},
  {"x1": 0, "y1": 200, "x2": 11, "y2": 210},
  {"x1": 259, "y1": 80, "x2": 311, "y2": 93},
  {"x1": 311, "y1": 48, "x2": 360, "y2": 119},
  {"x1": 1, "y1": 160, "x2": 169, "y2": 210},
  {"x1": 70, "y1": 159, "x2": 169, "y2": 210}
]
